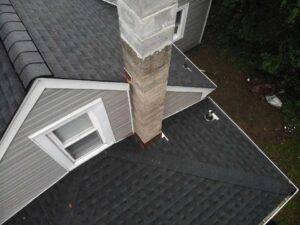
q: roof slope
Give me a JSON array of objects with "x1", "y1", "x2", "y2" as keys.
[
  {"x1": 0, "y1": 40, "x2": 25, "y2": 138},
  {"x1": 4, "y1": 98, "x2": 296, "y2": 225},
  {"x1": 0, "y1": 0, "x2": 216, "y2": 141},
  {"x1": 6, "y1": 0, "x2": 215, "y2": 89},
  {"x1": 0, "y1": 0, "x2": 215, "y2": 140},
  {"x1": 0, "y1": 0, "x2": 52, "y2": 88}
]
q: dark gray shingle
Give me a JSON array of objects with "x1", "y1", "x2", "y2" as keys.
[
  {"x1": 0, "y1": 1, "x2": 52, "y2": 87},
  {"x1": 0, "y1": 40, "x2": 25, "y2": 138},
  {"x1": 0, "y1": 1, "x2": 295, "y2": 224},
  {"x1": 4, "y1": 99, "x2": 295, "y2": 225},
  {"x1": 9, "y1": 0, "x2": 215, "y2": 88}
]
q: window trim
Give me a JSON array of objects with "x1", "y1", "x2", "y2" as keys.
[
  {"x1": 0, "y1": 78, "x2": 130, "y2": 162},
  {"x1": 173, "y1": 3, "x2": 189, "y2": 42},
  {"x1": 29, "y1": 98, "x2": 116, "y2": 171}
]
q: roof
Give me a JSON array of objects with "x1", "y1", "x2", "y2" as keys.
[
  {"x1": 0, "y1": 0, "x2": 296, "y2": 224},
  {"x1": 0, "y1": 0, "x2": 216, "y2": 89},
  {"x1": 4, "y1": 98, "x2": 296, "y2": 225},
  {"x1": 0, "y1": 40, "x2": 25, "y2": 138},
  {"x1": 0, "y1": 0, "x2": 215, "y2": 140}
]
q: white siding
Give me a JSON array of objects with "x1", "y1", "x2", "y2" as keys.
[
  {"x1": 175, "y1": 0, "x2": 212, "y2": 51},
  {"x1": 164, "y1": 91, "x2": 202, "y2": 118}
]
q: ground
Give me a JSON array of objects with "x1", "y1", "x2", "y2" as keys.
[{"x1": 187, "y1": 46, "x2": 300, "y2": 225}]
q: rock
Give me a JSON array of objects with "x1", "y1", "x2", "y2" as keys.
[{"x1": 266, "y1": 95, "x2": 282, "y2": 108}]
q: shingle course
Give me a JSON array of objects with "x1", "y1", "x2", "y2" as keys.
[
  {"x1": 0, "y1": 40, "x2": 25, "y2": 138},
  {"x1": 8, "y1": 0, "x2": 215, "y2": 88},
  {"x1": 0, "y1": 1, "x2": 53, "y2": 88},
  {"x1": 0, "y1": 1, "x2": 295, "y2": 224},
  {"x1": 4, "y1": 99, "x2": 294, "y2": 225}
]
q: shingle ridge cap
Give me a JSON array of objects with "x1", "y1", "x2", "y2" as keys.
[{"x1": 0, "y1": 1, "x2": 52, "y2": 88}]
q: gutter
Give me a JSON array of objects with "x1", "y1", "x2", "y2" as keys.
[
  {"x1": 261, "y1": 186, "x2": 298, "y2": 225},
  {"x1": 209, "y1": 97, "x2": 299, "y2": 225}
]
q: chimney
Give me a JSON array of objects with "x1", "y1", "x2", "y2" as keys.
[{"x1": 117, "y1": 0, "x2": 178, "y2": 144}]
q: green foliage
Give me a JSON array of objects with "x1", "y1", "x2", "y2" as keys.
[
  {"x1": 264, "y1": 134, "x2": 300, "y2": 224},
  {"x1": 205, "y1": 0, "x2": 300, "y2": 132},
  {"x1": 283, "y1": 98, "x2": 300, "y2": 132},
  {"x1": 261, "y1": 53, "x2": 282, "y2": 75},
  {"x1": 281, "y1": 0, "x2": 300, "y2": 24}
]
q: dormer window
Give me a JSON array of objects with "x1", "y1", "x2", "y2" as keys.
[
  {"x1": 51, "y1": 114, "x2": 103, "y2": 160},
  {"x1": 173, "y1": 3, "x2": 189, "y2": 42},
  {"x1": 29, "y1": 98, "x2": 115, "y2": 170}
]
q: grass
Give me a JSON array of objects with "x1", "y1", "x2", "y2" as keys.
[{"x1": 264, "y1": 135, "x2": 300, "y2": 224}]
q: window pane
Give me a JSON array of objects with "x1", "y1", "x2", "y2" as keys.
[
  {"x1": 176, "y1": 10, "x2": 182, "y2": 25},
  {"x1": 66, "y1": 131, "x2": 103, "y2": 159},
  {"x1": 174, "y1": 10, "x2": 182, "y2": 35},
  {"x1": 174, "y1": 26, "x2": 178, "y2": 35},
  {"x1": 53, "y1": 114, "x2": 93, "y2": 143}
]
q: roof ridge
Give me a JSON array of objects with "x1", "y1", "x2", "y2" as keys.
[
  {"x1": 0, "y1": 1, "x2": 52, "y2": 88},
  {"x1": 106, "y1": 137, "x2": 295, "y2": 195}
]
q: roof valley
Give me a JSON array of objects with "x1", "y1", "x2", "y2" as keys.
[{"x1": 107, "y1": 136, "x2": 293, "y2": 196}]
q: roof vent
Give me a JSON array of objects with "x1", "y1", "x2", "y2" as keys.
[
  {"x1": 205, "y1": 110, "x2": 219, "y2": 122},
  {"x1": 183, "y1": 61, "x2": 192, "y2": 72}
]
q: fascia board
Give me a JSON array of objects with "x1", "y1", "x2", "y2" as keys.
[
  {"x1": 39, "y1": 78, "x2": 129, "y2": 91},
  {"x1": 102, "y1": 0, "x2": 117, "y2": 6},
  {"x1": 0, "y1": 79, "x2": 44, "y2": 161},
  {"x1": 167, "y1": 85, "x2": 213, "y2": 93}
]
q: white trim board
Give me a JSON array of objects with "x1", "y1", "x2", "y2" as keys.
[
  {"x1": 199, "y1": 0, "x2": 212, "y2": 44},
  {"x1": 29, "y1": 98, "x2": 116, "y2": 171},
  {"x1": 167, "y1": 86, "x2": 214, "y2": 96},
  {"x1": 126, "y1": 87, "x2": 135, "y2": 133},
  {"x1": 0, "y1": 78, "x2": 130, "y2": 161},
  {"x1": 173, "y1": 3, "x2": 189, "y2": 42},
  {"x1": 209, "y1": 97, "x2": 299, "y2": 225},
  {"x1": 36, "y1": 78, "x2": 129, "y2": 91},
  {"x1": 102, "y1": 0, "x2": 117, "y2": 6}
]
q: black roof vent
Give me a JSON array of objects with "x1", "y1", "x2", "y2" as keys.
[{"x1": 205, "y1": 110, "x2": 219, "y2": 122}]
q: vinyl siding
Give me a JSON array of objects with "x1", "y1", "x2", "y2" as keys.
[
  {"x1": 175, "y1": 0, "x2": 211, "y2": 52},
  {"x1": 164, "y1": 91, "x2": 202, "y2": 118},
  {"x1": 0, "y1": 88, "x2": 132, "y2": 224}
]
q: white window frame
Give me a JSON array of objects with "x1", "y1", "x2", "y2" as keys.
[
  {"x1": 29, "y1": 98, "x2": 116, "y2": 171},
  {"x1": 173, "y1": 3, "x2": 189, "y2": 42}
]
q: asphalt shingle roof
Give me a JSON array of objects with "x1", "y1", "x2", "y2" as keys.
[
  {"x1": 0, "y1": 0, "x2": 296, "y2": 224},
  {"x1": 0, "y1": 0, "x2": 215, "y2": 140},
  {"x1": 4, "y1": 98, "x2": 295, "y2": 225},
  {"x1": 0, "y1": 0, "x2": 52, "y2": 88},
  {"x1": 3, "y1": 0, "x2": 215, "y2": 89},
  {"x1": 0, "y1": 40, "x2": 25, "y2": 138}
]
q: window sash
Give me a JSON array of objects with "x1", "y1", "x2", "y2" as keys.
[
  {"x1": 29, "y1": 98, "x2": 115, "y2": 171},
  {"x1": 173, "y1": 3, "x2": 189, "y2": 42}
]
